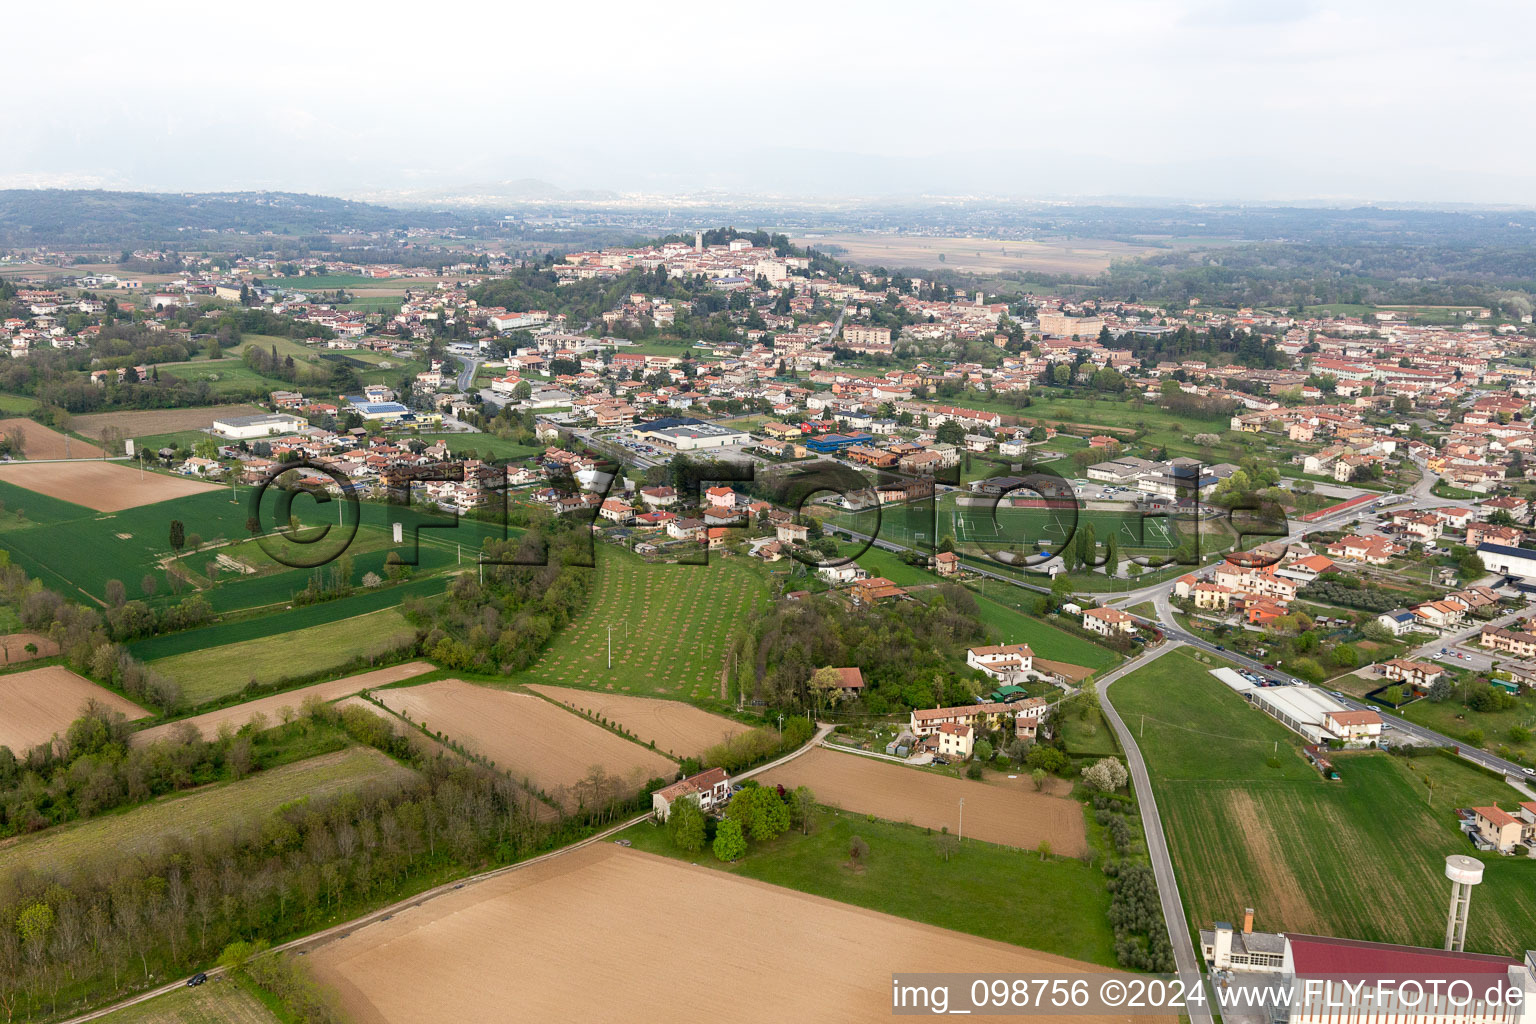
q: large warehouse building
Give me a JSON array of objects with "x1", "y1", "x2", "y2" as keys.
[
  {"x1": 1477, "y1": 542, "x2": 1536, "y2": 580},
  {"x1": 212, "y1": 412, "x2": 308, "y2": 439},
  {"x1": 631, "y1": 417, "x2": 751, "y2": 451}
]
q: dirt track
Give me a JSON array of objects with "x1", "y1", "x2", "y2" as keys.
[
  {"x1": 759, "y1": 746, "x2": 1087, "y2": 856},
  {"x1": 0, "y1": 460, "x2": 220, "y2": 511},
  {"x1": 309, "y1": 843, "x2": 1132, "y2": 1024},
  {"x1": 132, "y1": 662, "x2": 436, "y2": 745},
  {"x1": 374, "y1": 679, "x2": 675, "y2": 805},
  {"x1": 527, "y1": 684, "x2": 749, "y2": 758},
  {"x1": 0, "y1": 665, "x2": 150, "y2": 753}
]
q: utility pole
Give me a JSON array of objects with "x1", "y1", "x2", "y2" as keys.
[{"x1": 777, "y1": 712, "x2": 784, "y2": 737}]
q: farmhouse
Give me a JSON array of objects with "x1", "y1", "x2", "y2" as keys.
[
  {"x1": 1322, "y1": 709, "x2": 1383, "y2": 742},
  {"x1": 965, "y1": 643, "x2": 1035, "y2": 682},
  {"x1": 813, "y1": 667, "x2": 865, "y2": 698},
  {"x1": 1326, "y1": 534, "x2": 1403, "y2": 565},
  {"x1": 909, "y1": 700, "x2": 1043, "y2": 738},
  {"x1": 935, "y1": 722, "x2": 974, "y2": 760},
  {"x1": 652, "y1": 767, "x2": 732, "y2": 822}
]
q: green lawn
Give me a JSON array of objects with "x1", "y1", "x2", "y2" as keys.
[
  {"x1": 148, "y1": 607, "x2": 417, "y2": 703},
  {"x1": 617, "y1": 805, "x2": 1119, "y2": 967},
  {"x1": 0, "y1": 747, "x2": 414, "y2": 879},
  {"x1": 505, "y1": 546, "x2": 770, "y2": 703},
  {"x1": 1111, "y1": 648, "x2": 1536, "y2": 954},
  {"x1": 157, "y1": 359, "x2": 329, "y2": 396},
  {"x1": 969, "y1": 590, "x2": 1119, "y2": 671},
  {"x1": 1390, "y1": 688, "x2": 1536, "y2": 766},
  {"x1": 405, "y1": 432, "x2": 541, "y2": 461}
]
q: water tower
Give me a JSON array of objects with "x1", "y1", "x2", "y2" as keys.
[{"x1": 1444, "y1": 854, "x2": 1484, "y2": 951}]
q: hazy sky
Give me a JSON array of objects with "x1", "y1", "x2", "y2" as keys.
[{"x1": 9, "y1": 0, "x2": 1536, "y2": 204}]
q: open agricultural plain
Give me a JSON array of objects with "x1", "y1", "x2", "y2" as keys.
[
  {"x1": 1111, "y1": 649, "x2": 1536, "y2": 954},
  {"x1": 788, "y1": 232, "x2": 1156, "y2": 276},
  {"x1": 525, "y1": 684, "x2": 750, "y2": 758},
  {"x1": 132, "y1": 661, "x2": 436, "y2": 744},
  {"x1": 373, "y1": 679, "x2": 676, "y2": 805},
  {"x1": 0, "y1": 665, "x2": 149, "y2": 753},
  {"x1": 310, "y1": 843, "x2": 1139, "y2": 1024},
  {"x1": 759, "y1": 746, "x2": 1088, "y2": 856},
  {"x1": 0, "y1": 747, "x2": 414, "y2": 879},
  {"x1": 511, "y1": 547, "x2": 768, "y2": 701},
  {"x1": 0, "y1": 459, "x2": 220, "y2": 511},
  {"x1": 0, "y1": 417, "x2": 106, "y2": 458}
]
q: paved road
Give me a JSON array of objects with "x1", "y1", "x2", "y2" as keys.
[
  {"x1": 1096, "y1": 641, "x2": 1215, "y2": 1024},
  {"x1": 454, "y1": 354, "x2": 481, "y2": 391},
  {"x1": 61, "y1": 724, "x2": 834, "y2": 1024}
]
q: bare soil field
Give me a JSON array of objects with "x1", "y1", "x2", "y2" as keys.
[
  {"x1": 759, "y1": 747, "x2": 1087, "y2": 856},
  {"x1": 790, "y1": 232, "x2": 1156, "y2": 277},
  {"x1": 0, "y1": 417, "x2": 105, "y2": 459},
  {"x1": 311, "y1": 844, "x2": 1132, "y2": 1024},
  {"x1": 73, "y1": 404, "x2": 265, "y2": 440},
  {"x1": 0, "y1": 665, "x2": 150, "y2": 753},
  {"x1": 0, "y1": 460, "x2": 220, "y2": 511},
  {"x1": 132, "y1": 662, "x2": 436, "y2": 745},
  {"x1": 527, "y1": 684, "x2": 749, "y2": 758},
  {"x1": 0, "y1": 631, "x2": 59, "y2": 666},
  {"x1": 374, "y1": 679, "x2": 675, "y2": 806}
]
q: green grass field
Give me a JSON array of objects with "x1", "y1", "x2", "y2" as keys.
[
  {"x1": 157, "y1": 359, "x2": 329, "y2": 396},
  {"x1": 507, "y1": 546, "x2": 769, "y2": 702},
  {"x1": 96, "y1": 977, "x2": 281, "y2": 1024},
  {"x1": 0, "y1": 747, "x2": 414, "y2": 879},
  {"x1": 1390, "y1": 688, "x2": 1536, "y2": 765},
  {"x1": 617, "y1": 804, "x2": 1119, "y2": 966},
  {"x1": 0, "y1": 484, "x2": 508, "y2": 610},
  {"x1": 148, "y1": 608, "x2": 417, "y2": 702},
  {"x1": 1111, "y1": 649, "x2": 1536, "y2": 954},
  {"x1": 406, "y1": 433, "x2": 541, "y2": 461}
]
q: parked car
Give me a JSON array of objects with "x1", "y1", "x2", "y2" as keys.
[
  {"x1": 187, "y1": 974, "x2": 208, "y2": 988},
  {"x1": 614, "y1": 839, "x2": 632, "y2": 847}
]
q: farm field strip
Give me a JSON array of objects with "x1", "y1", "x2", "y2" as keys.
[
  {"x1": 132, "y1": 662, "x2": 436, "y2": 744},
  {"x1": 525, "y1": 684, "x2": 750, "y2": 758},
  {"x1": 0, "y1": 460, "x2": 220, "y2": 512},
  {"x1": 1111, "y1": 650, "x2": 1536, "y2": 953},
  {"x1": 0, "y1": 417, "x2": 106, "y2": 459},
  {"x1": 73, "y1": 405, "x2": 266, "y2": 440},
  {"x1": 373, "y1": 679, "x2": 675, "y2": 806},
  {"x1": 94, "y1": 977, "x2": 280, "y2": 1024},
  {"x1": 0, "y1": 748, "x2": 415, "y2": 879},
  {"x1": 511, "y1": 547, "x2": 768, "y2": 701},
  {"x1": 146, "y1": 607, "x2": 418, "y2": 704},
  {"x1": 0, "y1": 665, "x2": 150, "y2": 753},
  {"x1": 309, "y1": 843, "x2": 1133, "y2": 1024},
  {"x1": 758, "y1": 746, "x2": 1087, "y2": 856}
]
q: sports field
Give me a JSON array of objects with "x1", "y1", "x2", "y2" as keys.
[
  {"x1": 1111, "y1": 649, "x2": 1536, "y2": 953},
  {"x1": 0, "y1": 460, "x2": 220, "y2": 511},
  {"x1": 526, "y1": 684, "x2": 750, "y2": 758},
  {"x1": 759, "y1": 747, "x2": 1087, "y2": 855},
  {"x1": 373, "y1": 679, "x2": 675, "y2": 806},
  {"x1": 0, "y1": 665, "x2": 150, "y2": 753},
  {"x1": 146, "y1": 607, "x2": 418, "y2": 703},
  {"x1": 132, "y1": 662, "x2": 436, "y2": 744},
  {"x1": 0, "y1": 747, "x2": 414, "y2": 879},
  {"x1": 309, "y1": 843, "x2": 1136, "y2": 1024},
  {"x1": 510, "y1": 546, "x2": 769, "y2": 701}
]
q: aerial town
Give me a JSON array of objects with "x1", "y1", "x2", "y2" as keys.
[{"x1": 4, "y1": 2, "x2": 1536, "y2": 1021}]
